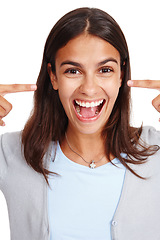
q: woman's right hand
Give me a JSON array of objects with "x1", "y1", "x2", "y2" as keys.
[{"x1": 0, "y1": 84, "x2": 37, "y2": 126}]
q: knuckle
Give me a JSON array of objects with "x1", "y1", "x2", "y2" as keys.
[
  {"x1": 0, "y1": 108, "x2": 6, "y2": 118},
  {"x1": 146, "y1": 80, "x2": 153, "y2": 87},
  {"x1": 0, "y1": 91, "x2": 6, "y2": 96},
  {"x1": 0, "y1": 102, "x2": 12, "y2": 117},
  {"x1": 152, "y1": 95, "x2": 160, "y2": 111},
  {"x1": 5, "y1": 102, "x2": 13, "y2": 113},
  {"x1": 152, "y1": 98, "x2": 157, "y2": 105},
  {"x1": 7, "y1": 102, "x2": 13, "y2": 111},
  {"x1": 12, "y1": 84, "x2": 19, "y2": 90}
]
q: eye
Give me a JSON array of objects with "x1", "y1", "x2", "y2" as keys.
[
  {"x1": 64, "y1": 68, "x2": 80, "y2": 75},
  {"x1": 99, "y1": 67, "x2": 113, "y2": 74}
]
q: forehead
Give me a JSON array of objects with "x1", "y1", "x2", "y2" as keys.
[{"x1": 55, "y1": 34, "x2": 121, "y2": 65}]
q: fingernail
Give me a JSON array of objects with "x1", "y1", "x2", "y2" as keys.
[
  {"x1": 31, "y1": 84, "x2": 37, "y2": 90},
  {"x1": 127, "y1": 80, "x2": 133, "y2": 87}
]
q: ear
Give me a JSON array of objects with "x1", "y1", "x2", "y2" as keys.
[{"x1": 47, "y1": 63, "x2": 58, "y2": 90}]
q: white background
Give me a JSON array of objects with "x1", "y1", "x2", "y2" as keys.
[{"x1": 0, "y1": 0, "x2": 160, "y2": 238}]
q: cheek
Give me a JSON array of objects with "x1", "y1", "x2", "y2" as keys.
[
  {"x1": 103, "y1": 79, "x2": 121, "y2": 101},
  {"x1": 57, "y1": 78, "x2": 77, "y2": 110}
]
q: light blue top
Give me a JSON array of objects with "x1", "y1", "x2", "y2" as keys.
[{"x1": 48, "y1": 143, "x2": 126, "y2": 240}]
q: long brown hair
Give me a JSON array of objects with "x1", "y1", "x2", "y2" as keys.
[{"x1": 22, "y1": 7, "x2": 158, "y2": 182}]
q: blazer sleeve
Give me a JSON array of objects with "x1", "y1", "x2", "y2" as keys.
[
  {"x1": 0, "y1": 131, "x2": 22, "y2": 189},
  {"x1": 0, "y1": 134, "x2": 8, "y2": 188},
  {"x1": 141, "y1": 126, "x2": 160, "y2": 146}
]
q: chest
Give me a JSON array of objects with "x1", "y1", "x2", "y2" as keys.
[{"x1": 48, "y1": 153, "x2": 126, "y2": 240}]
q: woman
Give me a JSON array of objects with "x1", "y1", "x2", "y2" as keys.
[{"x1": 0, "y1": 7, "x2": 160, "y2": 240}]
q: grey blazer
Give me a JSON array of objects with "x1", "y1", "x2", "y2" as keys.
[{"x1": 0, "y1": 126, "x2": 160, "y2": 240}]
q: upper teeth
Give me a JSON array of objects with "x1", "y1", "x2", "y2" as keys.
[{"x1": 75, "y1": 99, "x2": 104, "y2": 108}]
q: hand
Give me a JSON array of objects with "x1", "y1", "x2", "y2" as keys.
[
  {"x1": 0, "y1": 84, "x2": 37, "y2": 126},
  {"x1": 127, "y1": 80, "x2": 160, "y2": 113}
]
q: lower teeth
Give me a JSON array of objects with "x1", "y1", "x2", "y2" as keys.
[
  {"x1": 95, "y1": 109, "x2": 99, "y2": 115},
  {"x1": 76, "y1": 105, "x2": 80, "y2": 113},
  {"x1": 76, "y1": 105, "x2": 82, "y2": 116},
  {"x1": 75, "y1": 105, "x2": 100, "y2": 117}
]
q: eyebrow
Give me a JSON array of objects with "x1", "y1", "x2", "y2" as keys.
[
  {"x1": 98, "y1": 58, "x2": 118, "y2": 66},
  {"x1": 60, "y1": 58, "x2": 118, "y2": 68}
]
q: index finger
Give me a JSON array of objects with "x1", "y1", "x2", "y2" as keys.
[
  {"x1": 0, "y1": 84, "x2": 37, "y2": 95},
  {"x1": 127, "y1": 80, "x2": 160, "y2": 90}
]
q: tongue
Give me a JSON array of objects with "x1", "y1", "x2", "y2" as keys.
[{"x1": 80, "y1": 106, "x2": 98, "y2": 118}]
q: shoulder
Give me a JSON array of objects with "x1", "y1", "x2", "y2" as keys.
[
  {"x1": 0, "y1": 131, "x2": 22, "y2": 156},
  {"x1": 125, "y1": 126, "x2": 160, "y2": 180},
  {"x1": 140, "y1": 126, "x2": 160, "y2": 146},
  {"x1": 0, "y1": 131, "x2": 22, "y2": 185},
  {"x1": 136, "y1": 126, "x2": 160, "y2": 176},
  {"x1": 1, "y1": 131, "x2": 22, "y2": 144}
]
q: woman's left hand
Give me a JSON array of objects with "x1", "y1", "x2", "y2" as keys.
[{"x1": 127, "y1": 80, "x2": 160, "y2": 113}]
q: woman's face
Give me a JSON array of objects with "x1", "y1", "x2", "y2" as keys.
[{"x1": 50, "y1": 33, "x2": 122, "y2": 136}]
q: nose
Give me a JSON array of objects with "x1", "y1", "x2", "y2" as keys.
[{"x1": 79, "y1": 74, "x2": 99, "y2": 97}]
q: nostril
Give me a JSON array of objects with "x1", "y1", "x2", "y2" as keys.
[{"x1": 79, "y1": 83, "x2": 98, "y2": 96}]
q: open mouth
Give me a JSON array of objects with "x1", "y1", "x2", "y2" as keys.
[{"x1": 74, "y1": 99, "x2": 105, "y2": 119}]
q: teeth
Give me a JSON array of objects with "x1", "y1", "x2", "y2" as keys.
[
  {"x1": 95, "y1": 109, "x2": 99, "y2": 115},
  {"x1": 75, "y1": 99, "x2": 104, "y2": 108},
  {"x1": 75, "y1": 105, "x2": 82, "y2": 116},
  {"x1": 76, "y1": 105, "x2": 80, "y2": 113}
]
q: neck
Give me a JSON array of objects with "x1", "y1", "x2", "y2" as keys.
[{"x1": 62, "y1": 128, "x2": 105, "y2": 160}]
